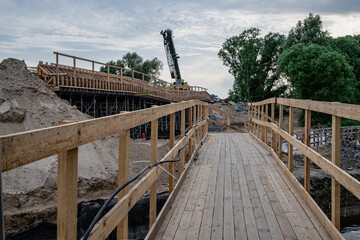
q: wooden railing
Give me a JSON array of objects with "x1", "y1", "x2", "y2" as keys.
[
  {"x1": 249, "y1": 97, "x2": 360, "y2": 239},
  {"x1": 0, "y1": 100, "x2": 209, "y2": 239},
  {"x1": 294, "y1": 126, "x2": 360, "y2": 147},
  {"x1": 37, "y1": 52, "x2": 209, "y2": 102}
]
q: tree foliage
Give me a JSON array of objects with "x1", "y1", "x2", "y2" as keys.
[
  {"x1": 100, "y1": 52, "x2": 163, "y2": 81},
  {"x1": 218, "y1": 28, "x2": 286, "y2": 102},
  {"x1": 278, "y1": 44, "x2": 356, "y2": 102},
  {"x1": 283, "y1": 13, "x2": 330, "y2": 49}
]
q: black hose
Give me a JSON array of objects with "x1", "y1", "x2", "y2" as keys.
[{"x1": 83, "y1": 127, "x2": 194, "y2": 239}]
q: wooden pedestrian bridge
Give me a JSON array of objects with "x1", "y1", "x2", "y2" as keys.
[{"x1": 1, "y1": 98, "x2": 360, "y2": 239}]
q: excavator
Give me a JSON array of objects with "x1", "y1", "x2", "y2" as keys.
[{"x1": 160, "y1": 29, "x2": 189, "y2": 90}]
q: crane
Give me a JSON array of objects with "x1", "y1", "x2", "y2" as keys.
[{"x1": 160, "y1": 29, "x2": 189, "y2": 89}]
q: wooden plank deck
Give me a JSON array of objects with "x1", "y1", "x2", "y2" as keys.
[{"x1": 153, "y1": 133, "x2": 331, "y2": 240}]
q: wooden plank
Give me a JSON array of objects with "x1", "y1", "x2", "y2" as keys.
[
  {"x1": 278, "y1": 104, "x2": 284, "y2": 158},
  {"x1": 237, "y1": 162, "x2": 259, "y2": 239},
  {"x1": 331, "y1": 115, "x2": 341, "y2": 230},
  {"x1": 244, "y1": 164, "x2": 271, "y2": 239},
  {"x1": 180, "y1": 109, "x2": 185, "y2": 174},
  {"x1": 288, "y1": 106, "x2": 294, "y2": 172},
  {"x1": 230, "y1": 155, "x2": 247, "y2": 239},
  {"x1": 271, "y1": 103, "x2": 276, "y2": 151},
  {"x1": 150, "y1": 119, "x2": 158, "y2": 229},
  {"x1": 223, "y1": 134, "x2": 235, "y2": 240},
  {"x1": 211, "y1": 134, "x2": 225, "y2": 240},
  {"x1": 198, "y1": 134, "x2": 221, "y2": 240},
  {"x1": 169, "y1": 113, "x2": 175, "y2": 194},
  {"x1": 161, "y1": 165, "x2": 201, "y2": 240},
  {"x1": 57, "y1": 147, "x2": 78, "y2": 240},
  {"x1": 304, "y1": 109, "x2": 311, "y2": 193},
  {"x1": 257, "y1": 165, "x2": 307, "y2": 240},
  {"x1": 117, "y1": 129, "x2": 130, "y2": 239},
  {"x1": 1, "y1": 100, "x2": 207, "y2": 172}
]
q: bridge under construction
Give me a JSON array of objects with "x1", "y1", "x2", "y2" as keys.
[
  {"x1": 36, "y1": 52, "x2": 211, "y2": 137},
  {"x1": 1, "y1": 95, "x2": 360, "y2": 239}
]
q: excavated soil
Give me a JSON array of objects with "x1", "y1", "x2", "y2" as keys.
[{"x1": 0, "y1": 58, "x2": 181, "y2": 234}]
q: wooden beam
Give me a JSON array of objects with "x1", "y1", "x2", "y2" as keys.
[
  {"x1": 57, "y1": 147, "x2": 78, "y2": 240},
  {"x1": 277, "y1": 98, "x2": 360, "y2": 121},
  {"x1": 271, "y1": 103, "x2": 276, "y2": 151},
  {"x1": 304, "y1": 109, "x2": 311, "y2": 193},
  {"x1": 278, "y1": 104, "x2": 284, "y2": 158},
  {"x1": 169, "y1": 113, "x2": 175, "y2": 194},
  {"x1": 149, "y1": 119, "x2": 158, "y2": 229},
  {"x1": 1, "y1": 100, "x2": 206, "y2": 172},
  {"x1": 188, "y1": 107, "x2": 192, "y2": 161},
  {"x1": 288, "y1": 106, "x2": 294, "y2": 172},
  {"x1": 117, "y1": 129, "x2": 130, "y2": 239},
  {"x1": 332, "y1": 115, "x2": 341, "y2": 230},
  {"x1": 180, "y1": 109, "x2": 185, "y2": 174},
  {"x1": 265, "y1": 104, "x2": 269, "y2": 144}
]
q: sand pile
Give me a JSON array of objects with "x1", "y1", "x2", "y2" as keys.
[{"x1": 0, "y1": 58, "x2": 172, "y2": 233}]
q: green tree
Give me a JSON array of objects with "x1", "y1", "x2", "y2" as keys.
[
  {"x1": 218, "y1": 28, "x2": 286, "y2": 102},
  {"x1": 260, "y1": 32, "x2": 287, "y2": 99},
  {"x1": 283, "y1": 13, "x2": 330, "y2": 50},
  {"x1": 330, "y1": 35, "x2": 360, "y2": 102},
  {"x1": 100, "y1": 52, "x2": 163, "y2": 81},
  {"x1": 278, "y1": 44, "x2": 356, "y2": 123}
]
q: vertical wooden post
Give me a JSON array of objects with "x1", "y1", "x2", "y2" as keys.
[
  {"x1": 169, "y1": 113, "x2": 175, "y2": 194},
  {"x1": 57, "y1": 147, "x2": 78, "y2": 240},
  {"x1": 149, "y1": 119, "x2": 158, "y2": 229},
  {"x1": 72, "y1": 57, "x2": 76, "y2": 86},
  {"x1": 180, "y1": 109, "x2": 185, "y2": 174},
  {"x1": 197, "y1": 105, "x2": 200, "y2": 142},
  {"x1": 265, "y1": 104, "x2": 269, "y2": 144},
  {"x1": 288, "y1": 107, "x2": 294, "y2": 172},
  {"x1": 332, "y1": 115, "x2": 341, "y2": 230},
  {"x1": 117, "y1": 129, "x2": 130, "y2": 239},
  {"x1": 278, "y1": 104, "x2": 284, "y2": 157},
  {"x1": 250, "y1": 104, "x2": 253, "y2": 134},
  {"x1": 56, "y1": 53, "x2": 59, "y2": 85},
  {"x1": 205, "y1": 105, "x2": 209, "y2": 134},
  {"x1": 271, "y1": 103, "x2": 276, "y2": 151},
  {"x1": 188, "y1": 107, "x2": 192, "y2": 161},
  {"x1": 227, "y1": 115, "x2": 230, "y2": 133},
  {"x1": 304, "y1": 109, "x2": 311, "y2": 193}
]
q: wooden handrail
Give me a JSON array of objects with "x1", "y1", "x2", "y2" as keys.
[
  {"x1": 52, "y1": 52, "x2": 206, "y2": 92},
  {"x1": 249, "y1": 97, "x2": 360, "y2": 237},
  {"x1": 1, "y1": 100, "x2": 209, "y2": 240}
]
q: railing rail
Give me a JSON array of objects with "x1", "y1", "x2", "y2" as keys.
[
  {"x1": 0, "y1": 100, "x2": 209, "y2": 239},
  {"x1": 249, "y1": 97, "x2": 360, "y2": 239}
]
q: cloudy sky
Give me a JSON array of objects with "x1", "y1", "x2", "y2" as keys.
[{"x1": 1, "y1": 0, "x2": 360, "y2": 98}]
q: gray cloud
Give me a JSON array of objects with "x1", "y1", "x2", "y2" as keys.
[{"x1": 0, "y1": 0, "x2": 360, "y2": 98}]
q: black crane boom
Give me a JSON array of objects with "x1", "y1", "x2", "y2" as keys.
[{"x1": 160, "y1": 29, "x2": 183, "y2": 86}]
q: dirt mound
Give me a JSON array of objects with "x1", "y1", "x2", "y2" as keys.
[{"x1": 0, "y1": 58, "x2": 173, "y2": 233}]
